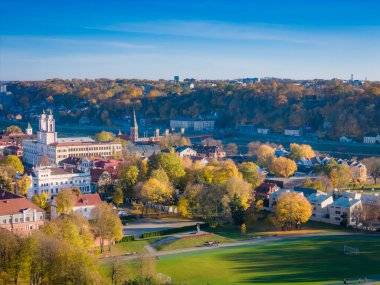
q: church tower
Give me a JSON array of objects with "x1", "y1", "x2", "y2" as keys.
[
  {"x1": 130, "y1": 107, "x2": 139, "y2": 142},
  {"x1": 26, "y1": 122, "x2": 33, "y2": 135},
  {"x1": 37, "y1": 109, "x2": 57, "y2": 145}
]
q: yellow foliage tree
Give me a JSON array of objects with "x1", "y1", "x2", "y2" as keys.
[
  {"x1": 269, "y1": 157, "x2": 297, "y2": 178},
  {"x1": 256, "y1": 144, "x2": 275, "y2": 168},
  {"x1": 17, "y1": 174, "x2": 31, "y2": 196},
  {"x1": 275, "y1": 192, "x2": 312, "y2": 230}
]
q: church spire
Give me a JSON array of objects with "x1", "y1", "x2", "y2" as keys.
[{"x1": 133, "y1": 107, "x2": 138, "y2": 128}]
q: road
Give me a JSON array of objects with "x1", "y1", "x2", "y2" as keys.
[{"x1": 123, "y1": 218, "x2": 201, "y2": 238}]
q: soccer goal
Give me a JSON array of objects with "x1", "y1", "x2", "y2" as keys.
[{"x1": 344, "y1": 245, "x2": 360, "y2": 255}]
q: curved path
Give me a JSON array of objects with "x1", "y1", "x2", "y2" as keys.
[{"x1": 100, "y1": 231, "x2": 378, "y2": 262}]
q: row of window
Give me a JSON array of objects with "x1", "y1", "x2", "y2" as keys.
[{"x1": 1, "y1": 215, "x2": 44, "y2": 224}]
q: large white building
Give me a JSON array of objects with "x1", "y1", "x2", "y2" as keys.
[
  {"x1": 22, "y1": 111, "x2": 122, "y2": 165},
  {"x1": 21, "y1": 165, "x2": 91, "y2": 198}
]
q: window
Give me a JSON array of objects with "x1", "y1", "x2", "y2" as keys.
[
  {"x1": 26, "y1": 217, "x2": 30, "y2": 222},
  {"x1": 335, "y1": 211, "x2": 341, "y2": 214}
]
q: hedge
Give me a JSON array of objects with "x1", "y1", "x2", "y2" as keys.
[
  {"x1": 141, "y1": 223, "x2": 209, "y2": 239},
  {"x1": 116, "y1": 235, "x2": 135, "y2": 243}
]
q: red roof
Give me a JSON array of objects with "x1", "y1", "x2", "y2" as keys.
[
  {"x1": 0, "y1": 196, "x2": 44, "y2": 215},
  {"x1": 73, "y1": 193, "x2": 102, "y2": 207}
]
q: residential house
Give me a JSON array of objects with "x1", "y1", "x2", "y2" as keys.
[
  {"x1": 176, "y1": 146, "x2": 197, "y2": 158},
  {"x1": 193, "y1": 145, "x2": 226, "y2": 159},
  {"x1": 51, "y1": 193, "x2": 102, "y2": 220},
  {"x1": 328, "y1": 197, "x2": 362, "y2": 226},
  {"x1": 257, "y1": 125, "x2": 270, "y2": 135},
  {"x1": 255, "y1": 182, "x2": 280, "y2": 201},
  {"x1": 3, "y1": 145, "x2": 23, "y2": 157},
  {"x1": 307, "y1": 192, "x2": 333, "y2": 222},
  {"x1": 170, "y1": 117, "x2": 215, "y2": 131},
  {"x1": 340, "y1": 136, "x2": 354, "y2": 143},
  {"x1": 0, "y1": 191, "x2": 45, "y2": 236}
]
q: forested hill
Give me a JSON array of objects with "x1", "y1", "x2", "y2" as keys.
[{"x1": 5, "y1": 79, "x2": 380, "y2": 139}]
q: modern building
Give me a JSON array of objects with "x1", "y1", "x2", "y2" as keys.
[
  {"x1": 22, "y1": 110, "x2": 122, "y2": 165},
  {"x1": 363, "y1": 133, "x2": 380, "y2": 144},
  {"x1": 328, "y1": 197, "x2": 362, "y2": 226},
  {"x1": 307, "y1": 192, "x2": 334, "y2": 222},
  {"x1": 51, "y1": 192, "x2": 102, "y2": 220},
  {"x1": 0, "y1": 191, "x2": 45, "y2": 236}
]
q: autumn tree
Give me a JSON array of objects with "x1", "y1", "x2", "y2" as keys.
[
  {"x1": 362, "y1": 157, "x2": 380, "y2": 184},
  {"x1": 56, "y1": 188, "x2": 76, "y2": 215},
  {"x1": 269, "y1": 157, "x2": 297, "y2": 178},
  {"x1": 32, "y1": 192, "x2": 50, "y2": 210},
  {"x1": 140, "y1": 178, "x2": 174, "y2": 206},
  {"x1": 318, "y1": 160, "x2": 352, "y2": 189},
  {"x1": 225, "y1": 143, "x2": 238, "y2": 155},
  {"x1": 225, "y1": 176, "x2": 253, "y2": 210},
  {"x1": 289, "y1": 143, "x2": 315, "y2": 160},
  {"x1": 16, "y1": 174, "x2": 31, "y2": 196},
  {"x1": 0, "y1": 155, "x2": 24, "y2": 173},
  {"x1": 148, "y1": 150, "x2": 185, "y2": 186},
  {"x1": 229, "y1": 193, "x2": 246, "y2": 225},
  {"x1": 95, "y1": 131, "x2": 115, "y2": 141},
  {"x1": 6, "y1": 125, "x2": 22, "y2": 133},
  {"x1": 239, "y1": 162, "x2": 265, "y2": 188},
  {"x1": 275, "y1": 192, "x2": 312, "y2": 230},
  {"x1": 256, "y1": 144, "x2": 275, "y2": 168},
  {"x1": 92, "y1": 202, "x2": 123, "y2": 253},
  {"x1": 199, "y1": 159, "x2": 240, "y2": 185},
  {"x1": 120, "y1": 165, "x2": 139, "y2": 198},
  {"x1": 113, "y1": 188, "x2": 124, "y2": 208}
]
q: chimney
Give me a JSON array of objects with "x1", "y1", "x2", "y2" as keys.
[
  {"x1": 155, "y1": 128, "x2": 160, "y2": 137},
  {"x1": 180, "y1": 128, "x2": 185, "y2": 135},
  {"x1": 165, "y1": 129, "x2": 169, "y2": 136}
]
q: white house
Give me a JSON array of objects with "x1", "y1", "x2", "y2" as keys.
[
  {"x1": 340, "y1": 136, "x2": 354, "y2": 143},
  {"x1": 176, "y1": 146, "x2": 197, "y2": 158},
  {"x1": 257, "y1": 126, "x2": 270, "y2": 135},
  {"x1": 51, "y1": 193, "x2": 102, "y2": 220},
  {"x1": 20, "y1": 165, "x2": 91, "y2": 198},
  {"x1": 284, "y1": 128, "x2": 301, "y2": 136},
  {"x1": 307, "y1": 192, "x2": 333, "y2": 222},
  {"x1": 328, "y1": 197, "x2": 362, "y2": 226}
]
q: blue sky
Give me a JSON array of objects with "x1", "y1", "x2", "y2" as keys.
[{"x1": 1, "y1": 0, "x2": 379, "y2": 80}]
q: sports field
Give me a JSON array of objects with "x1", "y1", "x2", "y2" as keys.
[{"x1": 156, "y1": 235, "x2": 380, "y2": 285}]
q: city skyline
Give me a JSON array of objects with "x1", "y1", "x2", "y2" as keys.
[{"x1": 1, "y1": 0, "x2": 380, "y2": 81}]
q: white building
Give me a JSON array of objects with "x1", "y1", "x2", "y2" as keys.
[
  {"x1": 363, "y1": 133, "x2": 380, "y2": 144},
  {"x1": 176, "y1": 146, "x2": 197, "y2": 158},
  {"x1": 51, "y1": 193, "x2": 102, "y2": 220},
  {"x1": 307, "y1": 192, "x2": 333, "y2": 222},
  {"x1": 328, "y1": 197, "x2": 362, "y2": 226},
  {"x1": 22, "y1": 110, "x2": 122, "y2": 165},
  {"x1": 284, "y1": 128, "x2": 301, "y2": 136},
  {"x1": 170, "y1": 117, "x2": 215, "y2": 131},
  {"x1": 21, "y1": 165, "x2": 91, "y2": 198}
]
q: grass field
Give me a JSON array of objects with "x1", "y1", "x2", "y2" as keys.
[{"x1": 155, "y1": 235, "x2": 380, "y2": 285}]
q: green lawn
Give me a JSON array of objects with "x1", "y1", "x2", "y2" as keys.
[
  {"x1": 156, "y1": 235, "x2": 380, "y2": 285},
  {"x1": 153, "y1": 234, "x2": 231, "y2": 251}
]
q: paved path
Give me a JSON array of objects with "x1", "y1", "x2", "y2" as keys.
[
  {"x1": 123, "y1": 218, "x2": 201, "y2": 238},
  {"x1": 101, "y1": 231, "x2": 374, "y2": 262}
]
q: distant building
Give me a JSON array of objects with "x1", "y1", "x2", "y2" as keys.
[
  {"x1": 174, "y1": 75, "x2": 180, "y2": 83},
  {"x1": 255, "y1": 182, "x2": 280, "y2": 201},
  {"x1": 0, "y1": 85, "x2": 14, "y2": 110},
  {"x1": 125, "y1": 143, "x2": 161, "y2": 158},
  {"x1": 340, "y1": 136, "x2": 354, "y2": 143},
  {"x1": 22, "y1": 110, "x2": 122, "y2": 165},
  {"x1": 257, "y1": 126, "x2": 270, "y2": 135},
  {"x1": 193, "y1": 145, "x2": 226, "y2": 159},
  {"x1": 170, "y1": 117, "x2": 215, "y2": 131},
  {"x1": 307, "y1": 192, "x2": 333, "y2": 222},
  {"x1": 51, "y1": 193, "x2": 102, "y2": 220},
  {"x1": 284, "y1": 128, "x2": 302, "y2": 137},
  {"x1": 0, "y1": 191, "x2": 45, "y2": 236},
  {"x1": 175, "y1": 146, "x2": 197, "y2": 158},
  {"x1": 239, "y1": 124, "x2": 255, "y2": 134},
  {"x1": 363, "y1": 133, "x2": 380, "y2": 144},
  {"x1": 3, "y1": 145, "x2": 23, "y2": 157}
]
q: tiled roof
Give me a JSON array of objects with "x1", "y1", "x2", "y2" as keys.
[
  {"x1": 53, "y1": 193, "x2": 102, "y2": 207},
  {"x1": 0, "y1": 193, "x2": 44, "y2": 215}
]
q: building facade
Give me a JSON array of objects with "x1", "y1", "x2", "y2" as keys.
[
  {"x1": 0, "y1": 191, "x2": 45, "y2": 236},
  {"x1": 22, "y1": 111, "x2": 122, "y2": 165}
]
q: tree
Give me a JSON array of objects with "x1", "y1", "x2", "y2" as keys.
[
  {"x1": 0, "y1": 155, "x2": 24, "y2": 173},
  {"x1": 200, "y1": 159, "x2": 240, "y2": 185},
  {"x1": 256, "y1": 144, "x2": 275, "y2": 168},
  {"x1": 92, "y1": 202, "x2": 123, "y2": 253},
  {"x1": 225, "y1": 176, "x2": 253, "y2": 210},
  {"x1": 6, "y1": 125, "x2": 22, "y2": 134},
  {"x1": 226, "y1": 143, "x2": 238, "y2": 155},
  {"x1": 120, "y1": 165, "x2": 139, "y2": 198},
  {"x1": 241, "y1": 223, "x2": 247, "y2": 234},
  {"x1": 275, "y1": 192, "x2": 312, "y2": 230},
  {"x1": 0, "y1": 175, "x2": 13, "y2": 193},
  {"x1": 269, "y1": 157, "x2": 297, "y2": 178},
  {"x1": 56, "y1": 188, "x2": 76, "y2": 215},
  {"x1": 140, "y1": 178, "x2": 174, "y2": 206},
  {"x1": 201, "y1": 138, "x2": 222, "y2": 147},
  {"x1": 148, "y1": 150, "x2": 185, "y2": 186},
  {"x1": 362, "y1": 157, "x2": 380, "y2": 184},
  {"x1": 318, "y1": 160, "x2": 352, "y2": 189},
  {"x1": 239, "y1": 162, "x2": 265, "y2": 188},
  {"x1": 17, "y1": 174, "x2": 31, "y2": 196},
  {"x1": 95, "y1": 131, "x2": 114, "y2": 141},
  {"x1": 32, "y1": 192, "x2": 50, "y2": 210},
  {"x1": 302, "y1": 176, "x2": 333, "y2": 193},
  {"x1": 178, "y1": 197, "x2": 189, "y2": 217},
  {"x1": 229, "y1": 193, "x2": 245, "y2": 225},
  {"x1": 289, "y1": 143, "x2": 315, "y2": 160},
  {"x1": 113, "y1": 188, "x2": 123, "y2": 208}
]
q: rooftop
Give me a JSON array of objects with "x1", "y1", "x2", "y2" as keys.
[
  {"x1": 0, "y1": 191, "x2": 44, "y2": 215},
  {"x1": 331, "y1": 197, "x2": 361, "y2": 208}
]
